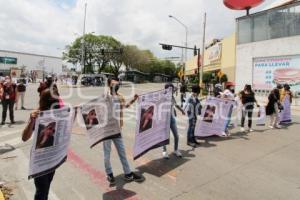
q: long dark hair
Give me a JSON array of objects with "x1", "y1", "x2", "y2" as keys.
[
  {"x1": 244, "y1": 84, "x2": 253, "y2": 93},
  {"x1": 39, "y1": 88, "x2": 60, "y2": 111}
]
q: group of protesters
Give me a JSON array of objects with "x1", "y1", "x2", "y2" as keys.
[{"x1": 16, "y1": 76, "x2": 294, "y2": 200}]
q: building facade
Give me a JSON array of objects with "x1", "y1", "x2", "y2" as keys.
[
  {"x1": 185, "y1": 33, "x2": 236, "y2": 83},
  {"x1": 235, "y1": 0, "x2": 300, "y2": 95},
  {"x1": 0, "y1": 50, "x2": 62, "y2": 76}
]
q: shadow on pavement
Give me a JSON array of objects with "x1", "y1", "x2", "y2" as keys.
[
  {"x1": 102, "y1": 188, "x2": 137, "y2": 200},
  {"x1": 0, "y1": 144, "x2": 16, "y2": 155},
  {"x1": 102, "y1": 171, "x2": 144, "y2": 200},
  {"x1": 136, "y1": 152, "x2": 192, "y2": 177}
]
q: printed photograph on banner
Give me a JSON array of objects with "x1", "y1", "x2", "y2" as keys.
[
  {"x1": 82, "y1": 109, "x2": 99, "y2": 130},
  {"x1": 203, "y1": 105, "x2": 216, "y2": 123},
  {"x1": 35, "y1": 120, "x2": 56, "y2": 149},
  {"x1": 139, "y1": 105, "x2": 154, "y2": 133}
]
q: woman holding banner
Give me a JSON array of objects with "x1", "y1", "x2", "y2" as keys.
[
  {"x1": 266, "y1": 88, "x2": 282, "y2": 129},
  {"x1": 162, "y1": 83, "x2": 185, "y2": 159},
  {"x1": 279, "y1": 84, "x2": 293, "y2": 124},
  {"x1": 22, "y1": 88, "x2": 61, "y2": 200},
  {"x1": 239, "y1": 84, "x2": 259, "y2": 132}
]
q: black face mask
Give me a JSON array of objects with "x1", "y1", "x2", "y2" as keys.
[{"x1": 110, "y1": 84, "x2": 119, "y2": 94}]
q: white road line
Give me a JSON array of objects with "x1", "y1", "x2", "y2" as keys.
[
  {"x1": 0, "y1": 129, "x2": 23, "y2": 139},
  {"x1": 12, "y1": 149, "x2": 60, "y2": 200},
  {"x1": 0, "y1": 137, "x2": 22, "y2": 147}
]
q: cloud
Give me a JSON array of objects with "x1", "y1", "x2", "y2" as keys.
[{"x1": 0, "y1": 0, "x2": 277, "y2": 60}]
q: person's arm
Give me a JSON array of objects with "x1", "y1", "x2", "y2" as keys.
[
  {"x1": 125, "y1": 94, "x2": 138, "y2": 108},
  {"x1": 22, "y1": 110, "x2": 39, "y2": 141}
]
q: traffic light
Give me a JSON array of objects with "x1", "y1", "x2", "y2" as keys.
[
  {"x1": 194, "y1": 45, "x2": 198, "y2": 56},
  {"x1": 162, "y1": 44, "x2": 173, "y2": 50}
]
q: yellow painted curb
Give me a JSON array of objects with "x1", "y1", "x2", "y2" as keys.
[{"x1": 0, "y1": 190, "x2": 5, "y2": 200}]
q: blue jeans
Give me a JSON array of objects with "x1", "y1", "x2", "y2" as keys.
[
  {"x1": 163, "y1": 116, "x2": 179, "y2": 151},
  {"x1": 103, "y1": 137, "x2": 131, "y2": 175},
  {"x1": 187, "y1": 118, "x2": 197, "y2": 143}
]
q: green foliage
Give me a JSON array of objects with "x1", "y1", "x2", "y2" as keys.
[
  {"x1": 64, "y1": 33, "x2": 176, "y2": 78},
  {"x1": 220, "y1": 74, "x2": 228, "y2": 83}
]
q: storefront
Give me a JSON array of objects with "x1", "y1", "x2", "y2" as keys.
[
  {"x1": 235, "y1": 0, "x2": 300, "y2": 96},
  {"x1": 185, "y1": 33, "x2": 236, "y2": 83}
]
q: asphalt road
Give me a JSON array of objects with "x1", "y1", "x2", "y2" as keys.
[{"x1": 1, "y1": 83, "x2": 300, "y2": 200}]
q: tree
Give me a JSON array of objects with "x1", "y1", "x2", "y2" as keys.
[
  {"x1": 220, "y1": 74, "x2": 228, "y2": 83},
  {"x1": 63, "y1": 33, "x2": 99, "y2": 73},
  {"x1": 64, "y1": 34, "x2": 122, "y2": 74}
]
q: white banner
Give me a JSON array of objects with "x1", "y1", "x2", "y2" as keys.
[
  {"x1": 195, "y1": 97, "x2": 235, "y2": 137},
  {"x1": 133, "y1": 89, "x2": 172, "y2": 160},
  {"x1": 280, "y1": 95, "x2": 292, "y2": 124},
  {"x1": 79, "y1": 95, "x2": 121, "y2": 148},
  {"x1": 29, "y1": 106, "x2": 74, "y2": 179},
  {"x1": 256, "y1": 106, "x2": 266, "y2": 126}
]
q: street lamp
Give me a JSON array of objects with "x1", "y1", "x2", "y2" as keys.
[{"x1": 169, "y1": 15, "x2": 188, "y2": 82}]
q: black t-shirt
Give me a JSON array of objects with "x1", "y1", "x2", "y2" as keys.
[
  {"x1": 17, "y1": 84, "x2": 26, "y2": 92},
  {"x1": 240, "y1": 91, "x2": 256, "y2": 109}
]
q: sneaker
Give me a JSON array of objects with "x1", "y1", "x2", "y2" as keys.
[
  {"x1": 173, "y1": 150, "x2": 182, "y2": 157},
  {"x1": 124, "y1": 172, "x2": 144, "y2": 182},
  {"x1": 248, "y1": 128, "x2": 254, "y2": 132},
  {"x1": 187, "y1": 142, "x2": 196, "y2": 148},
  {"x1": 240, "y1": 127, "x2": 245, "y2": 132},
  {"x1": 275, "y1": 125, "x2": 282, "y2": 129},
  {"x1": 268, "y1": 125, "x2": 274, "y2": 129},
  {"x1": 21, "y1": 107, "x2": 26, "y2": 110},
  {"x1": 162, "y1": 151, "x2": 169, "y2": 159},
  {"x1": 107, "y1": 173, "x2": 116, "y2": 185}
]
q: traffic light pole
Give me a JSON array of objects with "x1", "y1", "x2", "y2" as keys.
[{"x1": 159, "y1": 43, "x2": 200, "y2": 83}]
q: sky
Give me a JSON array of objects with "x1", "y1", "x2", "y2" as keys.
[{"x1": 0, "y1": 0, "x2": 280, "y2": 60}]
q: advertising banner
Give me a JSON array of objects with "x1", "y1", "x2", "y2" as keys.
[
  {"x1": 253, "y1": 55, "x2": 300, "y2": 94},
  {"x1": 133, "y1": 89, "x2": 172, "y2": 160},
  {"x1": 29, "y1": 107, "x2": 74, "y2": 179},
  {"x1": 195, "y1": 97, "x2": 235, "y2": 137}
]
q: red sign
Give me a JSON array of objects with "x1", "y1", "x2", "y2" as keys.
[{"x1": 223, "y1": 0, "x2": 264, "y2": 10}]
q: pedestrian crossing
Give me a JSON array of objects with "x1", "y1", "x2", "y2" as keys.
[{"x1": 0, "y1": 129, "x2": 23, "y2": 148}]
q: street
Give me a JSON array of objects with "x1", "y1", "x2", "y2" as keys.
[{"x1": 1, "y1": 83, "x2": 300, "y2": 200}]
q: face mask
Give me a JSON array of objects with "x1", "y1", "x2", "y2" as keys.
[{"x1": 110, "y1": 84, "x2": 119, "y2": 93}]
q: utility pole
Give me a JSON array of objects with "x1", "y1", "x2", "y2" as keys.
[
  {"x1": 200, "y1": 13, "x2": 207, "y2": 95},
  {"x1": 81, "y1": 2, "x2": 87, "y2": 74}
]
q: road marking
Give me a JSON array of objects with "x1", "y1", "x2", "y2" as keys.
[
  {"x1": 67, "y1": 149, "x2": 140, "y2": 200},
  {"x1": 0, "y1": 129, "x2": 23, "y2": 139},
  {"x1": 0, "y1": 137, "x2": 22, "y2": 147},
  {"x1": 11, "y1": 149, "x2": 60, "y2": 200}
]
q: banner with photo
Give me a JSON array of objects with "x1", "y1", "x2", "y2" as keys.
[
  {"x1": 280, "y1": 95, "x2": 292, "y2": 124},
  {"x1": 195, "y1": 97, "x2": 235, "y2": 137},
  {"x1": 256, "y1": 106, "x2": 266, "y2": 126},
  {"x1": 29, "y1": 106, "x2": 75, "y2": 179},
  {"x1": 133, "y1": 89, "x2": 172, "y2": 160},
  {"x1": 79, "y1": 95, "x2": 121, "y2": 148}
]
